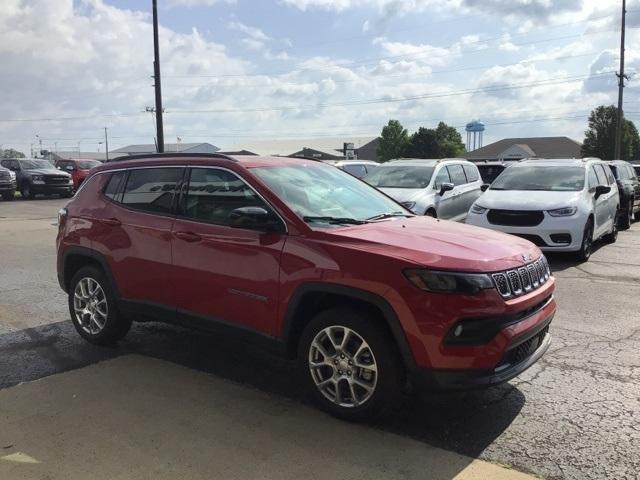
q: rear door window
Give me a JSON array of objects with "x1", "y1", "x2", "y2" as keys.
[
  {"x1": 462, "y1": 164, "x2": 479, "y2": 182},
  {"x1": 121, "y1": 168, "x2": 183, "y2": 214},
  {"x1": 447, "y1": 164, "x2": 467, "y2": 186}
]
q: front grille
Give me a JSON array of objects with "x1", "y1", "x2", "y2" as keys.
[
  {"x1": 487, "y1": 209, "x2": 544, "y2": 227},
  {"x1": 499, "y1": 325, "x2": 549, "y2": 368},
  {"x1": 0, "y1": 171, "x2": 10, "y2": 181},
  {"x1": 45, "y1": 175, "x2": 69, "y2": 185},
  {"x1": 492, "y1": 256, "x2": 551, "y2": 299}
]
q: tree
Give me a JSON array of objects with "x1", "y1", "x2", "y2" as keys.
[
  {"x1": 581, "y1": 105, "x2": 640, "y2": 160},
  {"x1": 377, "y1": 120, "x2": 410, "y2": 162},
  {"x1": 404, "y1": 122, "x2": 466, "y2": 159},
  {"x1": 0, "y1": 148, "x2": 26, "y2": 159}
]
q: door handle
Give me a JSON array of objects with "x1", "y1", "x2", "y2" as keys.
[
  {"x1": 101, "y1": 218, "x2": 121, "y2": 227},
  {"x1": 175, "y1": 231, "x2": 201, "y2": 243}
]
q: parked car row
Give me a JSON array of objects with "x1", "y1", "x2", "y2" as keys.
[
  {"x1": 360, "y1": 157, "x2": 638, "y2": 262},
  {"x1": 0, "y1": 157, "x2": 103, "y2": 200}
]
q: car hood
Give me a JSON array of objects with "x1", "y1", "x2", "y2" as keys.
[
  {"x1": 478, "y1": 189, "x2": 582, "y2": 210},
  {"x1": 324, "y1": 217, "x2": 540, "y2": 272},
  {"x1": 378, "y1": 188, "x2": 428, "y2": 204},
  {"x1": 24, "y1": 168, "x2": 70, "y2": 177}
]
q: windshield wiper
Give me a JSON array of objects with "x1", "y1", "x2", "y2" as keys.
[
  {"x1": 303, "y1": 216, "x2": 369, "y2": 225},
  {"x1": 366, "y1": 211, "x2": 413, "y2": 221}
]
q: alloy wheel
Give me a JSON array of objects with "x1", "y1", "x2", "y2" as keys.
[
  {"x1": 308, "y1": 325, "x2": 378, "y2": 408},
  {"x1": 73, "y1": 277, "x2": 108, "y2": 335},
  {"x1": 582, "y1": 223, "x2": 593, "y2": 259}
]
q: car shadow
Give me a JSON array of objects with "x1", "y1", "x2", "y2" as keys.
[
  {"x1": 0, "y1": 319, "x2": 525, "y2": 462},
  {"x1": 544, "y1": 241, "x2": 607, "y2": 273}
]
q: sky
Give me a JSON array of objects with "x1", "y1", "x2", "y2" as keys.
[{"x1": 1, "y1": 0, "x2": 639, "y2": 156}]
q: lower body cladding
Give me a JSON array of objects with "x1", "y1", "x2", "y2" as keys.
[
  {"x1": 406, "y1": 291, "x2": 556, "y2": 391},
  {"x1": 466, "y1": 213, "x2": 585, "y2": 252}
]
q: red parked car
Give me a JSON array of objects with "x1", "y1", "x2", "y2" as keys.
[
  {"x1": 56, "y1": 153, "x2": 555, "y2": 419},
  {"x1": 55, "y1": 158, "x2": 102, "y2": 190}
]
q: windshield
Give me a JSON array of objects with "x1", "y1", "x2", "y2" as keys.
[
  {"x1": 19, "y1": 159, "x2": 53, "y2": 170},
  {"x1": 490, "y1": 165, "x2": 585, "y2": 192},
  {"x1": 363, "y1": 165, "x2": 434, "y2": 189},
  {"x1": 251, "y1": 164, "x2": 408, "y2": 226},
  {"x1": 78, "y1": 160, "x2": 101, "y2": 169}
]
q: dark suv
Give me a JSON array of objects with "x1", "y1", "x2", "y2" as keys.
[
  {"x1": 0, "y1": 165, "x2": 16, "y2": 200},
  {"x1": 607, "y1": 160, "x2": 640, "y2": 228},
  {"x1": 56, "y1": 153, "x2": 555, "y2": 419},
  {"x1": 0, "y1": 158, "x2": 73, "y2": 199}
]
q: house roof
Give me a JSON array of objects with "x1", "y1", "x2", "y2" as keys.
[
  {"x1": 111, "y1": 142, "x2": 218, "y2": 154},
  {"x1": 465, "y1": 137, "x2": 582, "y2": 161}
]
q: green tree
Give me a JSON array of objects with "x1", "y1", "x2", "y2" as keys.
[
  {"x1": 581, "y1": 105, "x2": 640, "y2": 160},
  {"x1": 377, "y1": 120, "x2": 410, "y2": 162},
  {"x1": 404, "y1": 122, "x2": 466, "y2": 159},
  {"x1": 0, "y1": 148, "x2": 26, "y2": 159}
]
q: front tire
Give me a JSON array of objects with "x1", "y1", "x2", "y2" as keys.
[
  {"x1": 575, "y1": 219, "x2": 593, "y2": 262},
  {"x1": 298, "y1": 307, "x2": 403, "y2": 421},
  {"x1": 68, "y1": 266, "x2": 131, "y2": 345},
  {"x1": 20, "y1": 182, "x2": 34, "y2": 199},
  {"x1": 604, "y1": 211, "x2": 619, "y2": 244}
]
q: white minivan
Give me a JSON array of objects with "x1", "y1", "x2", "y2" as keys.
[
  {"x1": 466, "y1": 158, "x2": 619, "y2": 261},
  {"x1": 363, "y1": 159, "x2": 483, "y2": 221}
]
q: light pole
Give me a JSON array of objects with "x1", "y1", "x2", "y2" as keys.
[
  {"x1": 615, "y1": 0, "x2": 627, "y2": 160},
  {"x1": 152, "y1": 0, "x2": 165, "y2": 153},
  {"x1": 104, "y1": 127, "x2": 109, "y2": 162}
]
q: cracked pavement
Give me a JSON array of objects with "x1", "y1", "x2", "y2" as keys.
[{"x1": 1, "y1": 198, "x2": 639, "y2": 479}]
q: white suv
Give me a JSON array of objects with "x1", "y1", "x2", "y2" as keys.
[
  {"x1": 363, "y1": 159, "x2": 483, "y2": 221},
  {"x1": 466, "y1": 158, "x2": 619, "y2": 261}
]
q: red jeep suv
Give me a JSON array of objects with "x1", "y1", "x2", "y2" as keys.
[{"x1": 56, "y1": 153, "x2": 555, "y2": 419}]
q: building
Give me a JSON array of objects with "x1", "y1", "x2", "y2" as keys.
[
  {"x1": 111, "y1": 142, "x2": 220, "y2": 157},
  {"x1": 217, "y1": 150, "x2": 258, "y2": 156},
  {"x1": 51, "y1": 151, "x2": 109, "y2": 162},
  {"x1": 288, "y1": 147, "x2": 343, "y2": 161},
  {"x1": 334, "y1": 138, "x2": 380, "y2": 162},
  {"x1": 465, "y1": 137, "x2": 582, "y2": 162}
]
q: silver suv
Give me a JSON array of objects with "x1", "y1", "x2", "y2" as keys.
[{"x1": 363, "y1": 159, "x2": 483, "y2": 221}]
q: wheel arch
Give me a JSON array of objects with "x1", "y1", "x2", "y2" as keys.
[
  {"x1": 61, "y1": 246, "x2": 119, "y2": 297},
  {"x1": 281, "y1": 283, "x2": 416, "y2": 372}
]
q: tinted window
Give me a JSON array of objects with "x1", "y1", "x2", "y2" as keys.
[
  {"x1": 180, "y1": 168, "x2": 267, "y2": 226},
  {"x1": 19, "y1": 159, "x2": 51, "y2": 169},
  {"x1": 477, "y1": 165, "x2": 505, "y2": 183},
  {"x1": 463, "y1": 164, "x2": 479, "y2": 182},
  {"x1": 78, "y1": 160, "x2": 101, "y2": 170},
  {"x1": 363, "y1": 165, "x2": 434, "y2": 189},
  {"x1": 604, "y1": 165, "x2": 616, "y2": 184},
  {"x1": 104, "y1": 171, "x2": 127, "y2": 201},
  {"x1": 121, "y1": 168, "x2": 182, "y2": 214},
  {"x1": 588, "y1": 167, "x2": 599, "y2": 189},
  {"x1": 341, "y1": 164, "x2": 367, "y2": 178},
  {"x1": 447, "y1": 164, "x2": 467, "y2": 186},
  {"x1": 433, "y1": 167, "x2": 451, "y2": 189},
  {"x1": 491, "y1": 166, "x2": 585, "y2": 192},
  {"x1": 609, "y1": 165, "x2": 620, "y2": 179}
]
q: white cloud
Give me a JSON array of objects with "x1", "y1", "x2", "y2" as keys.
[
  {"x1": 166, "y1": 0, "x2": 236, "y2": 7},
  {"x1": 228, "y1": 21, "x2": 271, "y2": 41}
]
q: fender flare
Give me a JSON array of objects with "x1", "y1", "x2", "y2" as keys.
[
  {"x1": 281, "y1": 282, "x2": 417, "y2": 372},
  {"x1": 60, "y1": 246, "x2": 120, "y2": 298}
]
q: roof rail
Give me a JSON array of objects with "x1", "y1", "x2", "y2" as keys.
[{"x1": 107, "y1": 152, "x2": 238, "y2": 163}]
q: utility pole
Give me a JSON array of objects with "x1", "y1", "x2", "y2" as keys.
[
  {"x1": 152, "y1": 0, "x2": 165, "y2": 153},
  {"x1": 104, "y1": 127, "x2": 110, "y2": 162},
  {"x1": 615, "y1": 0, "x2": 627, "y2": 160}
]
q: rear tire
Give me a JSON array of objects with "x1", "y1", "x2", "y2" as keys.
[
  {"x1": 575, "y1": 219, "x2": 593, "y2": 262},
  {"x1": 298, "y1": 307, "x2": 403, "y2": 421},
  {"x1": 604, "y1": 212, "x2": 619, "y2": 244},
  {"x1": 68, "y1": 266, "x2": 131, "y2": 345}
]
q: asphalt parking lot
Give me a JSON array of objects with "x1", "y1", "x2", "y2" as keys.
[{"x1": 1, "y1": 198, "x2": 639, "y2": 480}]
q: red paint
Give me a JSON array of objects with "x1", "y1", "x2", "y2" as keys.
[{"x1": 57, "y1": 155, "x2": 556, "y2": 380}]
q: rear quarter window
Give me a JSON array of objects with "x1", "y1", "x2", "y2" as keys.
[{"x1": 103, "y1": 171, "x2": 127, "y2": 202}]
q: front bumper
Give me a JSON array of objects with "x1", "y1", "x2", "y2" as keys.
[
  {"x1": 31, "y1": 184, "x2": 73, "y2": 194},
  {"x1": 467, "y1": 211, "x2": 585, "y2": 252},
  {"x1": 0, "y1": 182, "x2": 16, "y2": 193},
  {"x1": 411, "y1": 311, "x2": 553, "y2": 390}
]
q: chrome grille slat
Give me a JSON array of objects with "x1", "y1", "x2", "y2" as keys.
[{"x1": 492, "y1": 256, "x2": 551, "y2": 299}]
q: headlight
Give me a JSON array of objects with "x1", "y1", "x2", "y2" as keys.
[
  {"x1": 31, "y1": 175, "x2": 44, "y2": 184},
  {"x1": 547, "y1": 207, "x2": 577, "y2": 217},
  {"x1": 9, "y1": 171, "x2": 16, "y2": 180},
  {"x1": 401, "y1": 201, "x2": 416, "y2": 211},
  {"x1": 68, "y1": 176, "x2": 74, "y2": 184},
  {"x1": 470, "y1": 203, "x2": 487, "y2": 214},
  {"x1": 404, "y1": 269, "x2": 494, "y2": 294}
]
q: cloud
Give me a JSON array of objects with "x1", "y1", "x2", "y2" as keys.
[
  {"x1": 166, "y1": 0, "x2": 236, "y2": 7},
  {"x1": 228, "y1": 21, "x2": 270, "y2": 41}
]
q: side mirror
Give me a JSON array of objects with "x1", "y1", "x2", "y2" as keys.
[
  {"x1": 480, "y1": 183, "x2": 490, "y2": 192},
  {"x1": 439, "y1": 182, "x2": 454, "y2": 196},
  {"x1": 228, "y1": 207, "x2": 283, "y2": 233},
  {"x1": 594, "y1": 185, "x2": 611, "y2": 198}
]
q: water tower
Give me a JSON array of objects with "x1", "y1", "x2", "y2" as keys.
[{"x1": 465, "y1": 120, "x2": 485, "y2": 151}]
